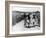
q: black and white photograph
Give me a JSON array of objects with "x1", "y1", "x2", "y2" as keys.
[
  {"x1": 9, "y1": 3, "x2": 43, "y2": 34},
  {"x1": 12, "y1": 8, "x2": 40, "y2": 31}
]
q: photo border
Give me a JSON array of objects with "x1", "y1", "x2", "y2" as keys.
[{"x1": 5, "y1": 1, "x2": 45, "y2": 37}]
